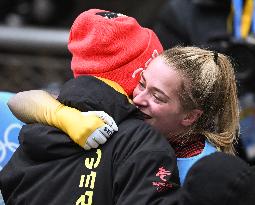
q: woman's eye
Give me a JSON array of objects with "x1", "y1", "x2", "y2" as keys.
[
  {"x1": 153, "y1": 94, "x2": 166, "y2": 103},
  {"x1": 153, "y1": 94, "x2": 161, "y2": 101},
  {"x1": 138, "y1": 81, "x2": 145, "y2": 89}
]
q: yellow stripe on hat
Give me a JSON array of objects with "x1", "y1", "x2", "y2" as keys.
[{"x1": 96, "y1": 77, "x2": 133, "y2": 104}]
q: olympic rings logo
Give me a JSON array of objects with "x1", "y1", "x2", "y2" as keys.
[{"x1": 0, "y1": 123, "x2": 22, "y2": 170}]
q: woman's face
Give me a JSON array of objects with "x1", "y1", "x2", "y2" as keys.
[{"x1": 133, "y1": 56, "x2": 188, "y2": 137}]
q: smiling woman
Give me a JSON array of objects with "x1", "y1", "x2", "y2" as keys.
[
  {"x1": 133, "y1": 56, "x2": 189, "y2": 139},
  {"x1": 131, "y1": 46, "x2": 240, "y2": 184},
  {"x1": 158, "y1": 47, "x2": 239, "y2": 155}
]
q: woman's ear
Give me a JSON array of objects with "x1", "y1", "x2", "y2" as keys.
[{"x1": 181, "y1": 109, "x2": 203, "y2": 127}]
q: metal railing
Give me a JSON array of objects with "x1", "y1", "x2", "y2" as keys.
[
  {"x1": 0, "y1": 26, "x2": 72, "y2": 92},
  {"x1": 0, "y1": 25, "x2": 69, "y2": 55}
]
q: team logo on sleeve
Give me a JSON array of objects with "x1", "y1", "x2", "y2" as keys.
[{"x1": 152, "y1": 166, "x2": 173, "y2": 192}]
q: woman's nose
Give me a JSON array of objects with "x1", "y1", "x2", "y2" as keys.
[{"x1": 133, "y1": 90, "x2": 148, "y2": 107}]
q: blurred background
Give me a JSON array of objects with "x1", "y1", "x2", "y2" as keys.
[{"x1": 0, "y1": 0, "x2": 255, "y2": 166}]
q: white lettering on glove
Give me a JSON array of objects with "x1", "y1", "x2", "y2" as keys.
[{"x1": 82, "y1": 111, "x2": 118, "y2": 150}]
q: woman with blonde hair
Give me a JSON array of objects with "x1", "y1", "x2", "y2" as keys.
[
  {"x1": 133, "y1": 46, "x2": 239, "y2": 183},
  {"x1": 150, "y1": 46, "x2": 239, "y2": 155}
]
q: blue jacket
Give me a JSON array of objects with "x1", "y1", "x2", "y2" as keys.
[{"x1": 177, "y1": 140, "x2": 217, "y2": 185}]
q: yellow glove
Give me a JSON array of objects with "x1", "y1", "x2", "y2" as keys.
[
  {"x1": 53, "y1": 107, "x2": 118, "y2": 149},
  {"x1": 53, "y1": 105, "x2": 106, "y2": 148},
  {"x1": 81, "y1": 111, "x2": 118, "y2": 150},
  {"x1": 7, "y1": 90, "x2": 118, "y2": 149}
]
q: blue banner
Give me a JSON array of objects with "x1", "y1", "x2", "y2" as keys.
[{"x1": 0, "y1": 92, "x2": 23, "y2": 171}]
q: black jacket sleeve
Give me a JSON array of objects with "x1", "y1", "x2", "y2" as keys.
[
  {"x1": 19, "y1": 124, "x2": 83, "y2": 161},
  {"x1": 113, "y1": 149, "x2": 180, "y2": 204}
]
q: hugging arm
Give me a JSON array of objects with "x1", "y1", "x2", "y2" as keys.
[{"x1": 8, "y1": 90, "x2": 117, "y2": 149}]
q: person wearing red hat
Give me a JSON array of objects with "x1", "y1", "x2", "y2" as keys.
[
  {"x1": 0, "y1": 9, "x2": 181, "y2": 205},
  {"x1": 5, "y1": 5, "x2": 239, "y2": 188}
]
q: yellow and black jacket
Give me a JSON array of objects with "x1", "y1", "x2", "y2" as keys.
[{"x1": 0, "y1": 76, "x2": 180, "y2": 205}]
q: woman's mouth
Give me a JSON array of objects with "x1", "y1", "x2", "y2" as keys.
[
  {"x1": 135, "y1": 106, "x2": 152, "y2": 119},
  {"x1": 141, "y1": 112, "x2": 152, "y2": 119}
]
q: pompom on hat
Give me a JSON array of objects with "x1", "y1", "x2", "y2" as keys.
[{"x1": 68, "y1": 9, "x2": 163, "y2": 96}]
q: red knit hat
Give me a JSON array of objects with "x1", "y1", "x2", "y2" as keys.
[{"x1": 68, "y1": 9, "x2": 163, "y2": 96}]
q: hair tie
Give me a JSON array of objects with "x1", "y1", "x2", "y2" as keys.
[{"x1": 213, "y1": 51, "x2": 218, "y2": 65}]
